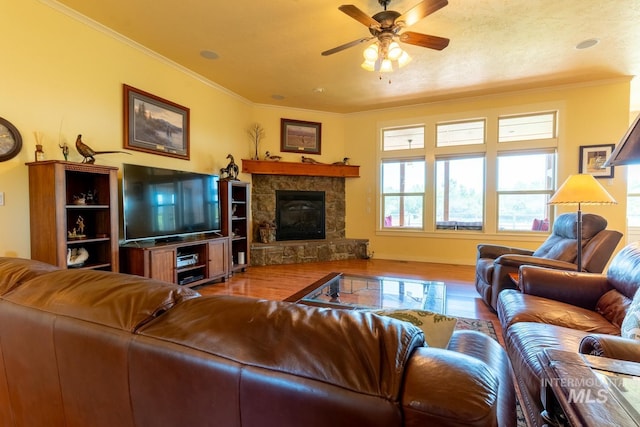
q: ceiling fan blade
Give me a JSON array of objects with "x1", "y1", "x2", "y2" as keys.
[
  {"x1": 322, "y1": 37, "x2": 374, "y2": 56},
  {"x1": 400, "y1": 31, "x2": 449, "y2": 50},
  {"x1": 399, "y1": 0, "x2": 448, "y2": 27},
  {"x1": 338, "y1": 5, "x2": 380, "y2": 28}
]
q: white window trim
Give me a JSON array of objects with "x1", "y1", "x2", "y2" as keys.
[{"x1": 376, "y1": 103, "x2": 563, "y2": 237}]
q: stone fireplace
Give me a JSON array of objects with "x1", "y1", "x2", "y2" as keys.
[{"x1": 249, "y1": 173, "x2": 368, "y2": 265}]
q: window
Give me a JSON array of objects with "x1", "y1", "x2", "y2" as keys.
[
  {"x1": 378, "y1": 108, "x2": 558, "y2": 234},
  {"x1": 436, "y1": 119, "x2": 485, "y2": 147},
  {"x1": 496, "y1": 152, "x2": 556, "y2": 231},
  {"x1": 382, "y1": 159, "x2": 425, "y2": 228},
  {"x1": 383, "y1": 126, "x2": 424, "y2": 151},
  {"x1": 435, "y1": 156, "x2": 484, "y2": 230},
  {"x1": 498, "y1": 112, "x2": 557, "y2": 142}
]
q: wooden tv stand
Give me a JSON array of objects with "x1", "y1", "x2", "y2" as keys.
[{"x1": 120, "y1": 235, "x2": 230, "y2": 288}]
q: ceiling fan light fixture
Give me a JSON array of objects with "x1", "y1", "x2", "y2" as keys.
[
  {"x1": 397, "y1": 50, "x2": 412, "y2": 68},
  {"x1": 379, "y1": 58, "x2": 393, "y2": 73},
  {"x1": 363, "y1": 43, "x2": 379, "y2": 61},
  {"x1": 387, "y1": 42, "x2": 402, "y2": 60},
  {"x1": 361, "y1": 59, "x2": 377, "y2": 71}
]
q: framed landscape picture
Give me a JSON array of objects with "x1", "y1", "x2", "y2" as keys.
[
  {"x1": 123, "y1": 84, "x2": 190, "y2": 160},
  {"x1": 579, "y1": 144, "x2": 614, "y2": 178},
  {"x1": 280, "y1": 118, "x2": 322, "y2": 154}
]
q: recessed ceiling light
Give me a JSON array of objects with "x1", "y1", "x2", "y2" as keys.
[
  {"x1": 200, "y1": 50, "x2": 219, "y2": 60},
  {"x1": 313, "y1": 87, "x2": 326, "y2": 93},
  {"x1": 271, "y1": 94, "x2": 285, "y2": 100},
  {"x1": 575, "y1": 39, "x2": 599, "y2": 50}
]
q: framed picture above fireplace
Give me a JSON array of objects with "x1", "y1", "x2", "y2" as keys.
[{"x1": 280, "y1": 118, "x2": 322, "y2": 154}]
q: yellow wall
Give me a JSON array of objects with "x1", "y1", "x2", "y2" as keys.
[
  {"x1": 1, "y1": 1, "x2": 255, "y2": 257},
  {"x1": 0, "y1": 1, "x2": 631, "y2": 267}
]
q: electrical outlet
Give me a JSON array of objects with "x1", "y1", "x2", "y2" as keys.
[{"x1": 0, "y1": 192, "x2": 4, "y2": 206}]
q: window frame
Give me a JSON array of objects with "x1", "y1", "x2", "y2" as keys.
[
  {"x1": 377, "y1": 107, "x2": 560, "y2": 236},
  {"x1": 435, "y1": 154, "x2": 486, "y2": 231},
  {"x1": 381, "y1": 157, "x2": 426, "y2": 229}
]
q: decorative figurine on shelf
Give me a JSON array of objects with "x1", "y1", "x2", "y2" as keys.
[
  {"x1": 220, "y1": 154, "x2": 239, "y2": 180},
  {"x1": 85, "y1": 189, "x2": 97, "y2": 204},
  {"x1": 75, "y1": 134, "x2": 130, "y2": 164},
  {"x1": 247, "y1": 123, "x2": 265, "y2": 160},
  {"x1": 332, "y1": 157, "x2": 350, "y2": 165},
  {"x1": 67, "y1": 247, "x2": 89, "y2": 267},
  {"x1": 76, "y1": 216, "x2": 85, "y2": 235},
  {"x1": 66, "y1": 215, "x2": 88, "y2": 240},
  {"x1": 302, "y1": 155, "x2": 323, "y2": 164},
  {"x1": 68, "y1": 215, "x2": 87, "y2": 239},
  {"x1": 73, "y1": 194, "x2": 86, "y2": 205},
  {"x1": 59, "y1": 141, "x2": 70, "y2": 161},
  {"x1": 264, "y1": 151, "x2": 282, "y2": 161}
]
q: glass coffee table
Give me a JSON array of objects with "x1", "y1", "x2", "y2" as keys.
[{"x1": 284, "y1": 272, "x2": 446, "y2": 313}]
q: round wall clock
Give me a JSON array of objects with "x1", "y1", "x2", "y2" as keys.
[{"x1": 0, "y1": 117, "x2": 22, "y2": 162}]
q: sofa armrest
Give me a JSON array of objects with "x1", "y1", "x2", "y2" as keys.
[
  {"x1": 519, "y1": 266, "x2": 611, "y2": 310},
  {"x1": 477, "y1": 244, "x2": 533, "y2": 260},
  {"x1": 579, "y1": 334, "x2": 640, "y2": 364},
  {"x1": 401, "y1": 347, "x2": 500, "y2": 427},
  {"x1": 494, "y1": 254, "x2": 577, "y2": 270}
]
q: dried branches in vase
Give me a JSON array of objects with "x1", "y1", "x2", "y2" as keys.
[{"x1": 247, "y1": 123, "x2": 265, "y2": 160}]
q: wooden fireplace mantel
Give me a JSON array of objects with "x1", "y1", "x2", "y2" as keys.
[{"x1": 241, "y1": 159, "x2": 360, "y2": 178}]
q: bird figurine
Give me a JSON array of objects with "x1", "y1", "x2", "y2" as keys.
[
  {"x1": 301, "y1": 156, "x2": 322, "y2": 164},
  {"x1": 75, "y1": 134, "x2": 130, "y2": 164},
  {"x1": 332, "y1": 157, "x2": 350, "y2": 165},
  {"x1": 264, "y1": 151, "x2": 282, "y2": 161}
]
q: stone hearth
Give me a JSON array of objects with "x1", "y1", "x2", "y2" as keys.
[{"x1": 250, "y1": 174, "x2": 368, "y2": 265}]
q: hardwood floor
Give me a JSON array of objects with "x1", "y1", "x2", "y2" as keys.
[{"x1": 195, "y1": 259, "x2": 499, "y2": 324}]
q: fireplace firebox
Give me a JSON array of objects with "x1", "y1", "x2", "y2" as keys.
[{"x1": 276, "y1": 190, "x2": 326, "y2": 241}]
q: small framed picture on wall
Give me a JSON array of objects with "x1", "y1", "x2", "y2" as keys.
[
  {"x1": 579, "y1": 144, "x2": 615, "y2": 178},
  {"x1": 280, "y1": 118, "x2": 322, "y2": 154}
]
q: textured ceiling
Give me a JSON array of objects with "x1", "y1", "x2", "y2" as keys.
[{"x1": 53, "y1": 0, "x2": 640, "y2": 113}]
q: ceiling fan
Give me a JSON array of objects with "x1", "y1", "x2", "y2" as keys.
[{"x1": 322, "y1": 0, "x2": 449, "y2": 64}]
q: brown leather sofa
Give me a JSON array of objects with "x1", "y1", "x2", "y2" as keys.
[
  {"x1": 0, "y1": 257, "x2": 516, "y2": 427},
  {"x1": 476, "y1": 213, "x2": 622, "y2": 311},
  {"x1": 496, "y1": 241, "x2": 640, "y2": 427}
]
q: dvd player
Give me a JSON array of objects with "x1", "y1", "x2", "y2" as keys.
[
  {"x1": 177, "y1": 253, "x2": 198, "y2": 268},
  {"x1": 179, "y1": 274, "x2": 204, "y2": 286}
]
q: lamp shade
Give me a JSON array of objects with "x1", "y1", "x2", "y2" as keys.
[{"x1": 548, "y1": 174, "x2": 617, "y2": 205}]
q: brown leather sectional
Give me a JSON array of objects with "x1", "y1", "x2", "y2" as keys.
[
  {"x1": 0, "y1": 257, "x2": 516, "y2": 427},
  {"x1": 497, "y1": 241, "x2": 640, "y2": 427}
]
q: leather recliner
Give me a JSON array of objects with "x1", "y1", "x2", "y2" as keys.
[
  {"x1": 496, "y1": 241, "x2": 640, "y2": 427},
  {"x1": 475, "y1": 212, "x2": 622, "y2": 311}
]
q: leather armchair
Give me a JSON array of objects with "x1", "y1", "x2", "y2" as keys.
[
  {"x1": 496, "y1": 241, "x2": 640, "y2": 427},
  {"x1": 475, "y1": 212, "x2": 622, "y2": 310}
]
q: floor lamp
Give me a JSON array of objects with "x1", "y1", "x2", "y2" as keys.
[{"x1": 548, "y1": 174, "x2": 617, "y2": 271}]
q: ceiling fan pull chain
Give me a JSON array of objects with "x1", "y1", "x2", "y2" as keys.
[{"x1": 378, "y1": 74, "x2": 392, "y2": 84}]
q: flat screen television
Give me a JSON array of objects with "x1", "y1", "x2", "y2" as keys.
[{"x1": 121, "y1": 163, "x2": 221, "y2": 243}]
